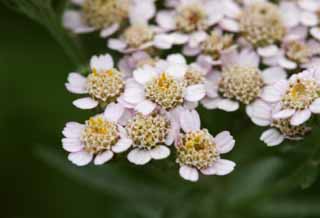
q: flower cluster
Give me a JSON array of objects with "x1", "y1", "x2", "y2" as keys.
[{"x1": 62, "y1": 0, "x2": 320, "y2": 182}]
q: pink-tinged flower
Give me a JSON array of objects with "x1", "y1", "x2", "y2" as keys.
[
  {"x1": 175, "y1": 108, "x2": 236, "y2": 182},
  {"x1": 201, "y1": 48, "x2": 287, "y2": 112},
  {"x1": 247, "y1": 100, "x2": 311, "y2": 146},
  {"x1": 118, "y1": 51, "x2": 158, "y2": 76},
  {"x1": 63, "y1": 0, "x2": 156, "y2": 38},
  {"x1": 108, "y1": 24, "x2": 164, "y2": 53},
  {"x1": 261, "y1": 68, "x2": 320, "y2": 127},
  {"x1": 65, "y1": 54, "x2": 125, "y2": 110},
  {"x1": 126, "y1": 110, "x2": 179, "y2": 165},
  {"x1": 62, "y1": 103, "x2": 132, "y2": 166},
  {"x1": 154, "y1": 0, "x2": 241, "y2": 50},
  {"x1": 121, "y1": 54, "x2": 206, "y2": 115}
]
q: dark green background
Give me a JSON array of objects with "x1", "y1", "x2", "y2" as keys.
[{"x1": 2, "y1": 3, "x2": 320, "y2": 218}]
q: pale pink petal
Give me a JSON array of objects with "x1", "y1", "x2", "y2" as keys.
[
  {"x1": 298, "y1": 0, "x2": 320, "y2": 12},
  {"x1": 310, "y1": 98, "x2": 320, "y2": 113},
  {"x1": 170, "y1": 33, "x2": 189, "y2": 44},
  {"x1": 65, "y1": 73, "x2": 87, "y2": 94},
  {"x1": 179, "y1": 165, "x2": 199, "y2": 182},
  {"x1": 112, "y1": 138, "x2": 132, "y2": 153},
  {"x1": 300, "y1": 11, "x2": 318, "y2": 26},
  {"x1": 290, "y1": 109, "x2": 311, "y2": 126},
  {"x1": 278, "y1": 57, "x2": 297, "y2": 70},
  {"x1": 94, "y1": 150, "x2": 114, "y2": 165},
  {"x1": 62, "y1": 138, "x2": 84, "y2": 152},
  {"x1": 62, "y1": 122, "x2": 84, "y2": 138},
  {"x1": 150, "y1": 146, "x2": 170, "y2": 160},
  {"x1": 129, "y1": 0, "x2": 156, "y2": 24},
  {"x1": 68, "y1": 151, "x2": 93, "y2": 166},
  {"x1": 260, "y1": 128, "x2": 284, "y2": 146},
  {"x1": 134, "y1": 100, "x2": 156, "y2": 115},
  {"x1": 183, "y1": 45, "x2": 201, "y2": 56},
  {"x1": 156, "y1": 10, "x2": 176, "y2": 30},
  {"x1": 73, "y1": 97, "x2": 98, "y2": 109},
  {"x1": 201, "y1": 98, "x2": 220, "y2": 109},
  {"x1": 63, "y1": 10, "x2": 95, "y2": 33},
  {"x1": 133, "y1": 66, "x2": 157, "y2": 85},
  {"x1": 208, "y1": 159, "x2": 236, "y2": 176},
  {"x1": 262, "y1": 67, "x2": 287, "y2": 85},
  {"x1": 310, "y1": 27, "x2": 320, "y2": 41},
  {"x1": 217, "y1": 99, "x2": 239, "y2": 112},
  {"x1": 153, "y1": 34, "x2": 173, "y2": 49},
  {"x1": 261, "y1": 80, "x2": 288, "y2": 103},
  {"x1": 90, "y1": 54, "x2": 114, "y2": 72},
  {"x1": 108, "y1": 39, "x2": 127, "y2": 51},
  {"x1": 127, "y1": 149, "x2": 152, "y2": 165},
  {"x1": 257, "y1": 45, "x2": 279, "y2": 58},
  {"x1": 179, "y1": 108, "x2": 201, "y2": 132},
  {"x1": 166, "y1": 64, "x2": 187, "y2": 79},
  {"x1": 104, "y1": 103, "x2": 125, "y2": 122},
  {"x1": 167, "y1": 54, "x2": 187, "y2": 64},
  {"x1": 100, "y1": 23, "x2": 119, "y2": 38},
  {"x1": 280, "y1": 2, "x2": 300, "y2": 28},
  {"x1": 223, "y1": 0, "x2": 241, "y2": 18},
  {"x1": 219, "y1": 18, "x2": 240, "y2": 32},
  {"x1": 214, "y1": 131, "x2": 235, "y2": 154},
  {"x1": 189, "y1": 31, "x2": 207, "y2": 48},
  {"x1": 184, "y1": 84, "x2": 206, "y2": 102},
  {"x1": 273, "y1": 109, "x2": 296, "y2": 119},
  {"x1": 123, "y1": 86, "x2": 145, "y2": 104}
]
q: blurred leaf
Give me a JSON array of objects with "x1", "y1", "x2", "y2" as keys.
[{"x1": 0, "y1": 0, "x2": 85, "y2": 66}]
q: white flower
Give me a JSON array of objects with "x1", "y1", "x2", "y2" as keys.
[
  {"x1": 121, "y1": 54, "x2": 206, "y2": 114},
  {"x1": 261, "y1": 68, "x2": 320, "y2": 126},
  {"x1": 126, "y1": 110, "x2": 179, "y2": 165},
  {"x1": 176, "y1": 108, "x2": 236, "y2": 182},
  {"x1": 62, "y1": 103, "x2": 132, "y2": 166},
  {"x1": 65, "y1": 54, "x2": 125, "y2": 110},
  {"x1": 247, "y1": 100, "x2": 311, "y2": 146},
  {"x1": 201, "y1": 48, "x2": 287, "y2": 112},
  {"x1": 154, "y1": 0, "x2": 240, "y2": 50},
  {"x1": 63, "y1": 0, "x2": 156, "y2": 38}
]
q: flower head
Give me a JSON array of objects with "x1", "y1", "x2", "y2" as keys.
[
  {"x1": 65, "y1": 54, "x2": 125, "y2": 109},
  {"x1": 176, "y1": 108, "x2": 236, "y2": 182}
]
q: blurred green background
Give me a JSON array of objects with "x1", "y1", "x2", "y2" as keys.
[{"x1": 2, "y1": 2, "x2": 320, "y2": 218}]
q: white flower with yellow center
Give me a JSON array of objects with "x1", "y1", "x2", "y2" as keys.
[
  {"x1": 62, "y1": 103, "x2": 132, "y2": 166},
  {"x1": 154, "y1": 0, "x2": 241, "y2": 50},
  {"x1": 261, "y1": 68, "x2": 320, "y2": 126},
  {"x1": 121, "y1": 54, "x2": 206, "y2": 115},
  {"x1": 108, "y1": 24, "x2": 161, "y2": 53},
  {"x1": 176, "y1": 108, "x2": 236, "y2": 182},
  {"x1": 65, "y1": 54, "x2": 125, "y2": 109},
  {"x1": 201, "y1": 48, "x2": 287, "y2": 112},
  {"x1": 126, "y1": 111, "x2": 179, "y2": 165},
  {"x1": 247, "y1": 100, "x2": 311, "y2": 146},
  {"x1": 63, "y1": 0, "x2": 156, "y2": 38}
]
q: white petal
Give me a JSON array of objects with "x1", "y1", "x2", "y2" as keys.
[
  {"x1": 71, "y1": 0, "x2": 84, "y2": 6},
  {"x1": 167, "y1": 54, "x2": 187, "y2": 65},
  {"x1": 129, "y1": 0, "x2": 156, "y2": 24},
  {"x1": 94, "y1": 150, "x2": 114, "y2": 165},
  {"x1": 260, "y1": 128, "x2": 284, "y2": 146},
  {"x1": 63, "y1": 10, "x2": 95, "y2": 33},
  {"x1": 100, "y1": 23, "x2": 119, "y2": 38},
  {"x1": 108, "y1": 38, "x2": 127, "y2": 51},
  {"x1": 133, "y1": 66, "x2": 157, "y2": 85},
  {"x1": 300, "y1": 11, "x2": 318, "y2": 26},
  {"x1": 310, "y1": 27, "x2": 320, "y2": 41},
  {"x1": 214, "y1": 131, "x2": 235, "y2": 154},
  {"x1": 127, "y1": 149, "x2": 152, "y2": 165},
  {"x1": 156, "y1": 10, "x2": 176, "y2": 30},
  {"x1": 278, "y1": 57, "x2": 297, "y2": 70},
  {"x1": 166, "y1": 64, "x2": 187, "y2": 79},
  {"x1": 112, "y1": 138, "x2": 132, "y2": 153},
  {"x1": 217, "y1": 99, "x2": 239, "y2": 112},
  {"x1": 223, "y1": 0, "x2": 241, "y2": 18},
  {"x1": 150, "y1": 146, "x2": 170, "y2": 160},
  {"x1": 170, "y1": 33, "x2": 189, "y2": 44},
  {"x1": 62, "y1": 122, "x2": 84, "y2": 138},
  {"x1": 182, "y1": 45, "x2": 201, "y2": 56},
  {"x1": 184, "y1": 84, "x2": 206, "y2": 102},
  {"x1": 262, "y1": 67, "x2": 287, "y2": 85},
  {"x1": 179, "y1": 108, "x2": 201, "y2": 132},
  {"x1": 153, "y1": 34, "x2": 174, "y2": 49},
  {"x1": 290, "y1": 109, "x2": 311, "y2": 126},
  {"x1": 65, "y1": 73, "x2": 87, "y2": 94},
  {"x1": 261, "y1": 80, "x2": 288, "y2": 103},
  {"x1": 68, "y1": 151, "x2": 93, "y2": 166},
  {"x1": 134, "y1": 100, "x2": 156, "y2": 115},
  {"x1": 219, "y1": 18, "x2": 240, "y2": 32},
  {"x1": 273, "y1": 109, "x2": 296, "y2": 119},
  {"x1": 90, "y1": 54, "x2": 114, "y2": 72},
  {"x1": 73, "y1": 97, "x2": 98, "y2": 109},
  {"x1": 123, "y1": 86, "x2": 145, "y2": 104},
  {"x1": 104, "y1": 103, "x2": 125, "y2": 122},
  {"x1": 208, "y1": 159, "x2": 236, "y2": 176},
  {"x1": 179, "y1": 165, "x2": 199, "y2": 182},
  {"x1": 310, "y1": 98, "x2": 320, "y2": 113},
  {"x1": 257, "y1": 45, "x2": 279, "y2": 58},
  {"x1": 201, "y1": 98, "x2": 220, "y2": 109},
  {"x1": 280, "y1": 2, "x2": 300, "y2": 28},
  {"x1": 62, "y1": 138, "x2": 84, "y2": 152},
  {"x1": 188, "y1": 31, "x2": 207, "y2": 48}
]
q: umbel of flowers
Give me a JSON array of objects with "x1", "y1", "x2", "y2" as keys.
[{"x1": 61, "y1": 0, "x2": 320, "y2": 182}]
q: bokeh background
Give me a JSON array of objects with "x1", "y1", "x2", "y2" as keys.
[{"x1": 2, "y1": 1, "x2": 320, "y2": 218}]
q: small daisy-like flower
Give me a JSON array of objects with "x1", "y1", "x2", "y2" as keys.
[
  {"x1": 126, "y1": 111, "x2": 179, "y2": 165},
  {"x1": 62, "y1": 103, "x2": 132, "y2": 166},
  {"x1": 247, "y1": 100, "x2": 311, "y2": 146},
  {"x1": 154, "y1": 0, "x2": 241, "y2": 50},
  {"x1": 65, "y1": 54, "x2": 125, "y2": 109},
  {"x1": 239, "y1": 2, "x2": 285, "y2": 48},
  {"x1": 261, "y1": 68, "x2": 320, "y2": 126},
  {"x1": 108, "y1": 24, "x2": 161, "y2": 53},
  {"x1": 63, "y1": 0, "x2": 156, "y2": 38},
  {"x1": 121, "y1": 54, "x2": 206, "y2": 114},
  {"x1": 176, "y1": 108, "x2": 236, "y2": 182},
  {"x1": 201, "y1": 48, "x2": 287, "y2": 112}
]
